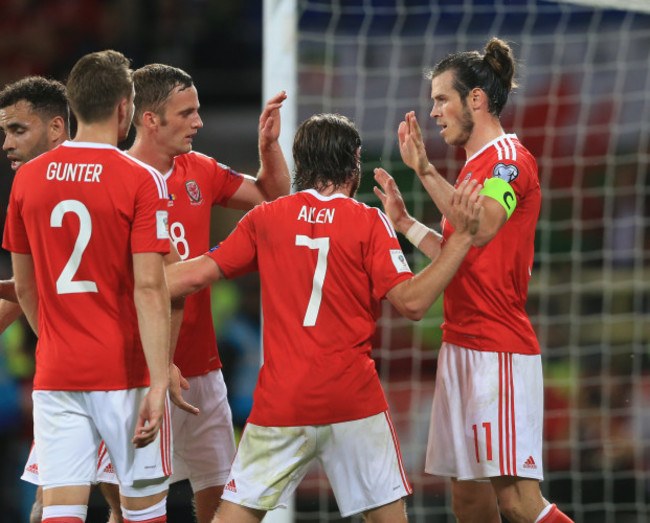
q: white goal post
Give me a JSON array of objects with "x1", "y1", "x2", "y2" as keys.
[{"x1": 264, "y1": 1, "x2": 650, "y2": 521}]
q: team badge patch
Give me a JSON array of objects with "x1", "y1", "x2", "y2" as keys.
[
  {"x1": 493, "y1": 162, "x2": 519, "y2": 183},
  {"x1": 390, "y1": 249, "x2": 411, "y2": 273},
  {"x1": 185, "y1": 180, "x2": 203, "y2": 204}
]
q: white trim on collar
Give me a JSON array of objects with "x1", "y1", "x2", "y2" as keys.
[
  {"x1": 61, "y1": 140, "x2": 118, "y2": 150},
  {"x1": 302, "y1": 188, "x2": 349, "y2": 201},
  {"x1": 466, "y1": 133, "x2": 518, "y2": 164}
]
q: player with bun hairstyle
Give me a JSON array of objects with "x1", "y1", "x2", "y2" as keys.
[{"x1": 375, "y1": 38, "x2": 573, "y2": 522}]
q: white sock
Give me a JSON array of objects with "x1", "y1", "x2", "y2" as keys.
[{"x1": 121, "y1": 497, "x2": 167, "y2": 521}]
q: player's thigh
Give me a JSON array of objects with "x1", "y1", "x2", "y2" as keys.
[
  {"x1": 32, "y1": 390, "x2": 100, "y2": 488},
  {"x1": 320, "y1": 411, "x2": 411, "y2": 518},
  {"x1": 221, "y1": 423, "x2": 317, "y2": 512},
  {"x1": 171, "y1": 370, "x2": 235, "y2": 490}
]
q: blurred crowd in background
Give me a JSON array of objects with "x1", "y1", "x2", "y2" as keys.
[
  {"x1": 1, "y1": 1, "x2": 650, "y2": 521},
  {"x1": 0, "y1": 1, "x2": 266, "y2": 519}
]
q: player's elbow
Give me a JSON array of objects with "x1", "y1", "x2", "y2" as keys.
[
  {"x1": 472, "y1": 232, "x2": 494, "y2": 248},
  {"x1": 472, "y1": 222, "x2": 501, "y2": 247},
  {"x1": 394, "y1": 298, "x2": 428, "y2": 321},
  {"x1": 387, "y1": 281, "x2": 430, "y2": 321}
]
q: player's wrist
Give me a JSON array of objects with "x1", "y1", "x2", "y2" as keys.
[
  {"x1": 391, "y1": 214, "x2": 414, "y2": 236},
  {"x1": 405, "y1": 220, "x2": 429, "y2": 248},
  {"x1": 416, "y1": 162, "x2": 436, "y2": 178},
  {"x1": 447, "y1": 228, "x2": 474, "y2": 248}
]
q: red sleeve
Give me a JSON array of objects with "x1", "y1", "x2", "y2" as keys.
[
  {"x1": 130, "y1": 169, "x2": 170, "y2": 254},
  {"x1": 207, "y1": 210, "x2": 258, "y2": 277},
  {"x1": 365, "y1": 209, "x2": 413, "y2": 301},
  {"x1": 210, "y1": 159, "x2": 244, "y2": 207},
  {"x1": 2, "y1": 175, "x2": 30, "y2": 254}
]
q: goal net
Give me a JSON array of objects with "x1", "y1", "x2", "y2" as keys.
[{"x1": 264, "y1": 1, "x2": 650, "y2": 521}]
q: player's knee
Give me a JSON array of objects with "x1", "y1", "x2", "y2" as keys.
[
  {"x1": 451, "y1": 486, "x2": 499, "y2": 522},
  {"x1": 362, "y1": 498, "x2": 407, "y2": 523}
]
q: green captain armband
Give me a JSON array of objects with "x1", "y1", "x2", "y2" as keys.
[{"x1": 480, "y1": 177, "x2": 517, "y2": 219}]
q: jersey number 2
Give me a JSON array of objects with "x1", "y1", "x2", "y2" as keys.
[
  {"x1": 50, "y1": 200, "x2": 98, "y2": 294},
  {"x1": 295, "y1": 235, "x2": 329, "y2": 327}
]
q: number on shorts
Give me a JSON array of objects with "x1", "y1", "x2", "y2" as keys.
[
  {"x1": 295, "y1": 235, "x2": 330, "y2": 327},
  {"x1": 50, "y1": 200, "x2": 98, "y2": 294},
  {"x1": 472, "y1": 422, "x2": 493, "y2": 463}
]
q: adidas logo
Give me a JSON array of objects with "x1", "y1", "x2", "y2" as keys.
[
  {"x1": 224, "y1": 479, "x2": 237, "y2": 493},
  {"x1": 103, "y1": 463, "x2": 115, "y2": 474},
  {"x1": 26, "y1": 463, "x2": 39, "y2": 474},
  {"x1": 523, "y1": 456, "x2": 537, "y2": 469}
]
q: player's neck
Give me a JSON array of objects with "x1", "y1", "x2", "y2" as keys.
[
  {"x1": 129, "y1": 136, "x2": 174, "y2": 174},
  {"x1": 316, "y1": 183, "x2": 353, "y2": 198},
  {"x1": 463, "y1": 117, "x2": 506, "y2": 159},
  {"x1": 73, "y1": 122, "x2": 120, "y2": 146}
]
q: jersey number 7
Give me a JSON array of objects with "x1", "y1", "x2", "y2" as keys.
[{"x1": 295, "y1": 235, "x2": 330, "y2": 327}]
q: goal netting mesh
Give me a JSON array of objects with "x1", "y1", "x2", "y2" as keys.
[{"x1": 267, "y1": 1, "x2": 650, "y2": 521}]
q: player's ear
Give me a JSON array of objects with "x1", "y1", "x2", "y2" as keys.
[
  {"x1": 116, "y1": 97, "x2": 130, "y2": 127},
  {"x1": 141, "y1": 110, "x2": 160, "y2": 130},
  {"x1": 48, "y1": 116, "x2": 66, "y2": 143},
  {"x1": 469, "y1": 87, "x2": 486, "y2": 110}
]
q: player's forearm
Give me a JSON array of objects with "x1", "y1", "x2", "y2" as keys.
[
  {"x1": 11, "y1": 254, "x2": 38, "y2": 335},
  {"x1": 0, "y1": 300, "x2": 23, "y2": 334},
  {"x1": 388, "y1": 231, "x2": 472, "y2": 320},
  {"x1": 164, "y1": 243, "x2": 185, "y2": 361},
  {"x1": 15, "y1": 288, "x2": 38, "y2": 335},
  {"x1": 416, "y1": 164, "x2": 456, "y2": 217},
  {"x1": 166, "y1": 255, "x2": 222, "y2": 299},
  {"x1": 0, "y1": 279, "x2": 18, "y2": 302},
  {"x1": 256, "y1": 142, "x2": 291, "y2": 201},
  {"x1": 134, "y1": 285, "x2": 171, "y2": 390}
]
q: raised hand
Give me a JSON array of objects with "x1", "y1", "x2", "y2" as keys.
[
  {"x1": 447, "y1": 179, "x2": 484, "y2": 236},
  {"x1": 259, "y1": 90, "x2": 287, "y2": 151},
  {"x1": 373, "y1": 168, "x2": 413, "y2": 234},
  {"x1": 398, "y1": 111, "x2": 430, "y2": 176}
]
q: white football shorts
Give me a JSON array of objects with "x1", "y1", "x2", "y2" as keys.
[
  {"x1": 426, "y1": 342, "x2": 544, "y2": 481},
  {"x1": 32, "y1": 388, "x2": 172, "y2": 497},
  {"x1": 22, "y1": 440, "x2": 118, "y2": 486},
  {"x1": 170, "y1": 369, "x2": 236, "y2": 492},
  {"x1": 221, "y1": 410, "x2": 412, "y2": 518}
]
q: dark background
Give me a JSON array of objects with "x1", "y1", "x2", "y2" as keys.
[{"x1": 0, "y1": 1, "x2": 266, "y2": 520}]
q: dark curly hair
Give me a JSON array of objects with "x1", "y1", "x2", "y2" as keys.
[
  {"x1": 292, "y1": 113, "x2": 361, "y2": 193},
  {"x1": 0, "y1": 76, "x2": 69, "y2": 130}
]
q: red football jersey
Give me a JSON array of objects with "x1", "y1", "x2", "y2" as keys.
[
  {"x1": 3, "y1": 141, "x2": 170, "y2": 390},
  {"x1": 440, "y1": 134, "x2": 541, "y2": 355},
  {"x1": 208, "y1": 189, "x2": 413, "y2": 426},
  {"x1": 164, "y1": 151, "x2": 243, "y2": 377}
]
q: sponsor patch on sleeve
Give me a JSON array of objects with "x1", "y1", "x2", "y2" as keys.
[
  {"x1": 390, "y1": 249, "x2": 411, "y2": 273},
  {"x1": 156, "y1": 210, "x2": 169, "y2": 239}
]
